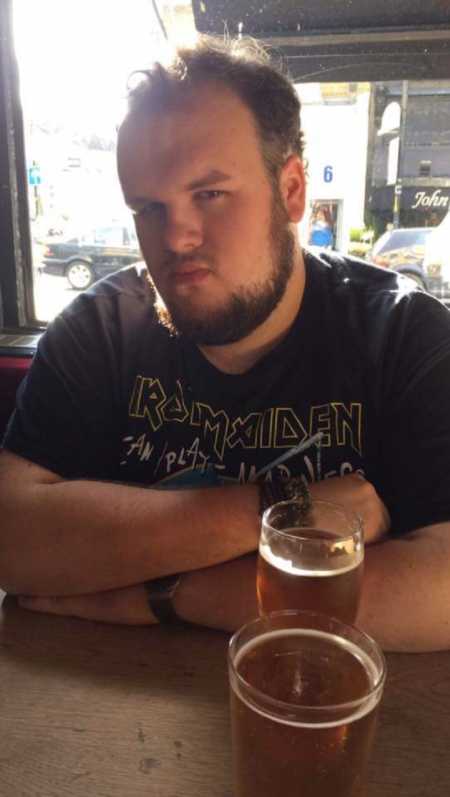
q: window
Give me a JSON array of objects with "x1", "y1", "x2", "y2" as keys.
[
  {"x1": 1, "y1": 0, "x2": 450, "y2": 329},
  {"x1": 92, "y1": 228, "x2": 126, "y2": 247},
  {"x1": 9, "y1": 0, "x2": 176, "y2": 324}
]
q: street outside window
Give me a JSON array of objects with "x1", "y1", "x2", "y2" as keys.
[{"x1": 12, "y1": 1, "x2": 450, "y2": 321}]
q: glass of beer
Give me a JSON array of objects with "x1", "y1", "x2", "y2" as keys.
[
  {"x1": 229, "y1": 610, "x2": 386, "y2": 797},
  {"x1": 257, "y1": 499, "x2": 363, "y2": 623}
]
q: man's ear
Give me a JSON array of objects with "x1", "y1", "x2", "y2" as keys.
[{"x1": 279, "y1": 155, "x2": 306, "y2": 223}]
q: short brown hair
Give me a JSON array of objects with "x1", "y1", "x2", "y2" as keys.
[{"x1": 126, "y1": 35, "x2": 304, "y2": 182}]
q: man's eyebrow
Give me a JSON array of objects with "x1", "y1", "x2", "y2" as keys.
[
  {"x1": 125, "y1": 170, "x2": 233, "y2": 210},
  {"x1": 186, "y1": 170, "x2": 232, "y2": 190}
]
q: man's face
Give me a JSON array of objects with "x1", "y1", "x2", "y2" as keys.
[{"x1": 118, "y1": 84, "x2": 297, "y2": 345}]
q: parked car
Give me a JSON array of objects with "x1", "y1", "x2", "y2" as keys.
[
  {"x1": 423, "y1": 211, "x2": 450, "y2": 303},
  {"x1": 367, "y1": 221, "x2": 450, "y2": 305},
  {"x1": 41, "y1": 224, "x2": 141, "y2": 289},
  {"x1": 366, "y1": 227, "x2": 434, "y2": 291}
]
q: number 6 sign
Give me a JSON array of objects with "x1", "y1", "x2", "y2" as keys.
[{"x1": 324, "y1": 165, "x2": 334, "y2": 183}]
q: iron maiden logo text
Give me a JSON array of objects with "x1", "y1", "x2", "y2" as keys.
[{"x1": 128, "y1": 375, "x2": 363, "y2": 459}]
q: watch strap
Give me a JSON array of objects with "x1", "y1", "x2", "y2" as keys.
[
  {"x1": 144, "y1": 573, "x2": 181, "y2": 624},
  {"x1": 259, "y1": 476, "x2": 311, "y2": 517}
]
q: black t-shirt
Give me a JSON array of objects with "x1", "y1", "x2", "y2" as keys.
[{"x1": 4, "y1": 251, "x2": 450, "y2": 535}]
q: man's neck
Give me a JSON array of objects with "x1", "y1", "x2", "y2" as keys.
[{"x1": 198, "y1": 252, "x2": 306, "y2": 375}]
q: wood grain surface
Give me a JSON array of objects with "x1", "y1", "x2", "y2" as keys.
[{"x1": 0, "y1": 591, "x2": 449, "y2": 796}]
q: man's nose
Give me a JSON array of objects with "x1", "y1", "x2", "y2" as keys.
[{"x1": 163, "y1": 207, "x2": 203, "y2": 253}]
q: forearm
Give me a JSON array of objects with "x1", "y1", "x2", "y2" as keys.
[
  {"x1": 1, "y1": 475, "x2": 259, "y2": 596},
  {"x1": 0, "y1": 459, "x2": 386, "y2": 599},
  {"x1": 175, "y1": 554, "x2": 258, "y2": 632},
  {"x1": 177, "y1": 526, "x2": 450, "y2": 649},
  {"x1": 17, "y1": 555, "x2": 259, "y2": 629},
  {"x1": 17, "y1": 525, "x2": 450, "y2": 653},
  {"x1": 356, "y1": 524, "x2": 450, "y2": 652}
]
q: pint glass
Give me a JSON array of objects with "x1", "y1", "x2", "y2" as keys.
[
  {"x1": 229, "y1": 611, "x2": 386, "y2": 797},
  {"x1": 257, "y1": 499, "x2": 363, "y2": 623}
]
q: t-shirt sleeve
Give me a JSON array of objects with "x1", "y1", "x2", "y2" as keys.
[
  {"x1": 2, "y1": 295, "x2": 121, "y2": 479},
  {"x1": 376, "y1": 291, "x2": 450, "y2": 535}
]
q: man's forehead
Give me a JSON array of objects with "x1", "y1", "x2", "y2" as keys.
[
  {"x1": 121, "y1": 86, "x2": 258, "y2": 148},
  {"x1": 118, "y1": 86, "x2": 265, "y2": 194}
]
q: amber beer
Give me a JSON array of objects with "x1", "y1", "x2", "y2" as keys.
[
  {"x1": 229, "y1": 611, "x2": 386, "y2": 797},
  {"x1": 257, "y1": 500, "x2": 364, "y2": 623}
]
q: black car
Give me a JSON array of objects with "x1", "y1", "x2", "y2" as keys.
[{"x1": 41, "y1": 224, "x2": 141, "y2": 289}]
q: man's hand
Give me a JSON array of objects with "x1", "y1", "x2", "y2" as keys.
[
  {"x1": 309, "y1": 473, "x2": 390, "y2": 544},
  {"x1": 17, "y1": 584, "x2": 157, "y2": 625}
]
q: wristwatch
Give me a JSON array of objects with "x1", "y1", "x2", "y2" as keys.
[
  {"x1": 259, "y1": 476, "x2": 311, "y2": 517},
  {"x1": 144, "y1": 573, "x2": 181, "y2": 624}
]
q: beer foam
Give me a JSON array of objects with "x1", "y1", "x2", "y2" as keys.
[
  {"x1": 233, "y1": 629, "x2": 381, "y2": 729},
  {"x1": 259, "y1": 541, "x2": 363, "y2": 577}
]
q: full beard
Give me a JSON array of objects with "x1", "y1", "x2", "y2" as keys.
[{"x1": 152, "y1": 196, "x2": 296, "y2": 346}]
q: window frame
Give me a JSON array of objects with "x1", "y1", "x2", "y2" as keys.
[{"x1": 0, "y1": 0, "x2": 42, "y2": 332}]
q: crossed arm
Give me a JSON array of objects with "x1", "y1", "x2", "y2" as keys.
[{"x1": 1, "y1": 449, "x2": 449, "y2": 651}]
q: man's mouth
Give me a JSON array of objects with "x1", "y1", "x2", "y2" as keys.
[{"x1": 170, "y1": 258, "x2": 211, "y2": 286}]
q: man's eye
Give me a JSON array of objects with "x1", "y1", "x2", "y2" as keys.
[
  {"x1": 134, "y1": 203, "x2": 163, "y2": 217},
  {"x1": 195, "y1": 190, "x2": 226, "y2": 201}
]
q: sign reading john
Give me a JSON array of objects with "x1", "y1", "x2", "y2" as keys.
[{"x1": 409, "y1": 188, "x2": 450, "y2": 211}]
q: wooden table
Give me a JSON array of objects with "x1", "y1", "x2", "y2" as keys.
[{"x1": 0, "y1": 592, "x2": 449, "y2": 796}]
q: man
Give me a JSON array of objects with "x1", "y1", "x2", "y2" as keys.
[{"x1": 1, "y1": 37, "x2": 450, "y2": 650}]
